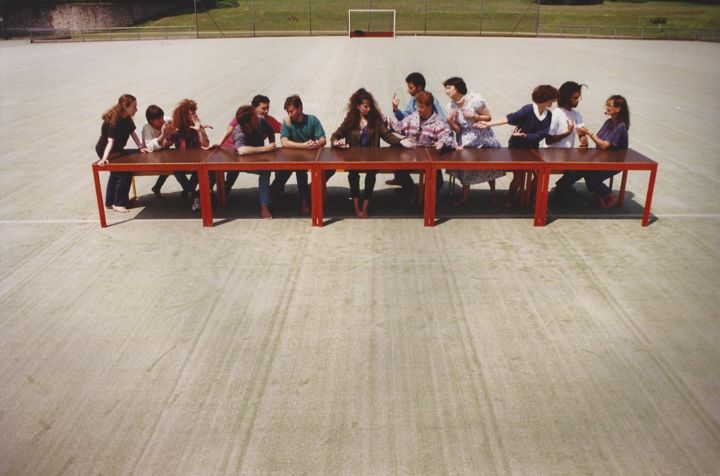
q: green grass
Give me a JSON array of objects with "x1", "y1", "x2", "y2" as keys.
[{"x1": 140, "y1": 0, "x2": 720, "y2": 36}]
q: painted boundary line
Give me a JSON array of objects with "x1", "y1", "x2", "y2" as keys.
[{"x1": 1, "y1": 214, "x2": 720, "y2": 225}]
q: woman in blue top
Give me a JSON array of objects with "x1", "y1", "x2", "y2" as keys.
[
  {"x1": 578, "y1": 95, "x2": 630, "y2": 208},
  {"x1": 476, "y1": 85, "x2": 558, "y2": 207}
]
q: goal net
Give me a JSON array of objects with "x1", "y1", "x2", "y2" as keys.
[{"x1": 348, "y1": 10, "x2": 396, "y2": 38}]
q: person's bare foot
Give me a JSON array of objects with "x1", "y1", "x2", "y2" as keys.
[
  {"x1": 602, "y1": 193, "x2": 619, "y2": 209},
  {"x1": 112, "y1": 205, "x2": 130, "y2": 213},
  {"x1": 260, "y1": 205, "x2": 272, "y2": 219},
  {"x1": 300, "y1": 200, "x2": 310, "y2": 215}
]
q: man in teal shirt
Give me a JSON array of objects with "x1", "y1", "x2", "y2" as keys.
[{"x1": 272, "y1": 95, "x2": 330, "y2": 214}]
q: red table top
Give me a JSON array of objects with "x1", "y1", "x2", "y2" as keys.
[
  {"x1": 319, "y1": 146, "x2": 424, "y2": 164},
  {"x1": 539, "y1": 148, "x2": 657, "y2": 165}
]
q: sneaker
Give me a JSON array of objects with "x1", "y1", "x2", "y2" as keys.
[{"x1": 191, "y1": 197, "x2": 200, "y2": 211}]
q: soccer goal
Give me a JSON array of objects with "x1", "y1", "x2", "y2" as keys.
[{"x1": 348, "y1": 9, "x2": 396, "y2": 38}]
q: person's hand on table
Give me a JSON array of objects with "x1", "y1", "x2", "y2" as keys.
[
  {"x1": 96, "y1": 158, "x2": 109, "y2": 166},
  {"x1": 305, "y1": 139, "x2": 320, "y2": 149},
  {"x1": 511, "y1": 127, "x2": 527, "y2": 138},
  {"x1": 400, "y1": 138, "x2": 416, "y2": 149},
  {"x1": 332, "y1": 138, "x2": 348, "y2": 148}
]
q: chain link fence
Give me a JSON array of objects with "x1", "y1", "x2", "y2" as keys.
[{"x1": 4, "y1": 0, "x2": 719, "y2": 42}]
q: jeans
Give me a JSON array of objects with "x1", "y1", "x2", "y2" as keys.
[
  {"x1": 584, "y1": 171, "x2": 619, "y2": 200},
  {"x1": 224, "y1": 171, "x2": 271, "y2": 205},
  {"x1": 174, "y1": 172, "x2": 198, "y2": 198},
  {"x1": 105, "y1": 172, "x2": 133, "y2": 207},
  {"x1": 348, "y1": 171, "x2": 377, "y2": 200},
  {"x1": 554, "y1": 171, "x2": 584, "y2": 195},
  {"x1": 271, "y1": 170, "x2": 334, "y2": 202},
  {"x1": 153, "y1": 175, "x2": 168, "y2": 191}
]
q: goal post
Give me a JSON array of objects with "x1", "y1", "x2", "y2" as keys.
[{"x1": 348, "y1": 9, "x2": 396, "y2": 38}]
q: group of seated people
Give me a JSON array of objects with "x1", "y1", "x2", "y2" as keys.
[{"x1": 95, "y1": 72, "x2": 630, "y2": 218}]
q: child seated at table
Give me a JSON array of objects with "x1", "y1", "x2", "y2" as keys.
[
  {"x1": 141, "y1": 104, "x2": 174, "y2": 198},
  {"x1": 475, "y1": 85, "x2": 558, "y2": 207}
]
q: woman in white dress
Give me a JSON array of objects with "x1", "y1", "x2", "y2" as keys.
[{"x1": 443, "y1": 77, "x2": 504, "y2": 207}]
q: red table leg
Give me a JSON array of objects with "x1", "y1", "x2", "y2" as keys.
[
  {"x1": 619, "y1": 170, "x2": 628, "y2": 207},
  {"x1": 424, "y1": 166, "x2": 436, "y2": 227},
  {"x1": 642, "y1": 166, "x2": 657, "y2": 227},
  {"x1": 534, "y1": 167, "x2": 549, "y2": 227},
  {"x1": 92, "y1": 166, "x2": 107, "y2": 228},
  {"x1": 312, "y1": 167, "x2": 324, "y2": 227},
  {"x1": 197, "y1": 167, "x2": 213, "y2": 227}
]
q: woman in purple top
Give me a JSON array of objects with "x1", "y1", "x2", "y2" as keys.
[
  {"x1": 476, "y1": 85, "x2": 558, "y2": 207},
  {"x1": 577, "y1": 95, "x2": 630, "y2": 208}
]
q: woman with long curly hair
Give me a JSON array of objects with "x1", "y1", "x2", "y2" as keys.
[
  {"x1": 331, "y1": 88, "x2": 403, "y2": 218},
  {"x1": 95, "y1": 94, "x2": 148, "y2": 213},
  {"x1": 170, "y1": 99, "x2": 210, "y2": 211}
]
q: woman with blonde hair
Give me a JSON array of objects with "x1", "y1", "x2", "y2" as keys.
[{"x1": 95, "y1": 94, "x2": 148, "y2": 213}]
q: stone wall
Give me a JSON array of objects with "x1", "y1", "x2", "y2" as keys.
[{"x1": 3, "y1": 2, "x2": 181, "y2": 30}]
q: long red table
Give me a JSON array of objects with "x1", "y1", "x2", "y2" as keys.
[
  {"x1": 425, "y1": 147, "x2": 547, "y2": 226},
  {"x1": 92, "y1": 147, "x2": 657, "y2": 228},
  {"x1": 205, "y1": 146, "x2": 319, "y2": 224},
  {"x1": 536, "y1": 148, "x2": 658, "y2": 227},
  {"x1": 91, "y1": 149, "x2": 213, "y2": 227},
  {"x1": 313, "y1": 147, "x2": 430, "y2": 226}
]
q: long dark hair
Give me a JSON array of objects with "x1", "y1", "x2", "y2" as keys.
[
  {"x1": 609, "y1": 95, "x2": 630, "y2": 130},
  {"x1": 340, "y1": 88, "x2": 382, "y2": 131}
]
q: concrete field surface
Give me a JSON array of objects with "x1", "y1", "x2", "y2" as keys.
[{"x1": 1, "y1": 36, "x2": 719, "y2": 474}]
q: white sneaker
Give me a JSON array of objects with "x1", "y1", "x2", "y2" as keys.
[{"x1": 191, "y1": 197, "x2": 200, "y2": 211}]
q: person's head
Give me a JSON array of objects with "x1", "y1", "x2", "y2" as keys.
[
  {"x1": 605, "y1": 95, "x2": 630, "y2": 129},
  {"x1": 251, "y1": 94, "x2": 270, "y2": 117},
  {"x1": 557, "y1": 81, "x2": 585, "y2": 110},
  {"x1": 341, "y1": 88, "x2": 381, "y2": 130},
  {"x1": 443, "y1": 77, "x2": 467, "y2": 99},
  {"x1": 415, "y1": 91, "x2": 434, "y2": 120},
  {"x1": 531, "y1": 85, "x2": 559, "y2": 108},
  {"x1": 284, "y1": 95, "x2": 304, "y2": 123},
  {"x1": 405, "y1": 72, "x2": 426, "y2": 96},
  {"x1": 102, "y1": 94, "x2": 137, "y2": 127},
  {"x1": 145, "y1": 104, "x2": 165, "y2": 129},
  {"x1": 172, "y1": 99, "x2": 198, "y2": 135},
  {"x1": 235, "y1": 105, "x2": 259, "y2": 134}
]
